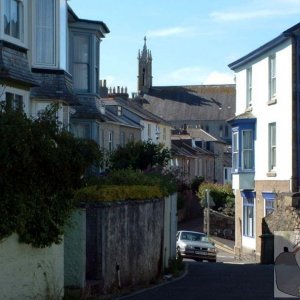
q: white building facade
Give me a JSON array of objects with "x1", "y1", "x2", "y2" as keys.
[{"x1": 228, "y1": 24, "x2": 300, "y2": 259}]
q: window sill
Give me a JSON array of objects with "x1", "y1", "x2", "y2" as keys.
[
  {"x1": 267, "y1": 98, "x2": 277, "y2": 105},
  {"x1": 245, "y1": 105, "x2": 253, "y2": 112},
  {"x1": 266, "y1": 171, "x2": 277, "y2": 177}
]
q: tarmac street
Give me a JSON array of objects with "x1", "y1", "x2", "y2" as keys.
[{"x1": 121, "y1": 261, "x2": 274, "y2": 300}]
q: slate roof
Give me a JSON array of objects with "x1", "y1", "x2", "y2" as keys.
[
  {"x1": 140, "y1": 84, "x2": 235, "y2": 122},
  {"x1": 71, "y1": 97, "x2": 105, "y2": 121},
  {"x1": 229, "y1": 22, "x2": 300, "y2": 70},
  {"x1": 31, "y1": 70, "x2": 79, "y2": 105},
  {"x1": 172, "y1": 139, "x2": 214, "y2": 157},
  {"x1": 103, "y1": 97, "x2": 172, "y2": 126},
  {"x1": 0, "y1": 41, "x2": 38, "y2": 87},
  {"x1": 227, "y1": 111, "x2": 256, "y2": 123}
]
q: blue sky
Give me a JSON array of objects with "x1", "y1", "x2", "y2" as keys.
[{"x1": 69, "y1": 0, "x2": 300, "y2": 95}]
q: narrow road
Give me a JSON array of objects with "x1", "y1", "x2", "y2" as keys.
[{"x1": 121, "y1": 261, "x2": 274, "y2": 300}]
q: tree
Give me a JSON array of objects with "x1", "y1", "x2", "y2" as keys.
[
  {"x1": 0, "y1": 103, "x2": 103, "y2": 247},
  {"x1": 109, "y1": 140, "x2": 171, "y2": 171}
]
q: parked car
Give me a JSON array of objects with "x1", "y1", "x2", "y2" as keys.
[{"x1": 176, "y1": 230, "x2": 217, "y2": 262}]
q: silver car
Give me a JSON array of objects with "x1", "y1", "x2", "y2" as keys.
[{"x1": 176, "y1": 230, "x2": 217, "y2": 262}]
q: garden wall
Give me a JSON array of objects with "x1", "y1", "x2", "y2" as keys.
[
  {"x1": 0, "y1": 234, "x2": 64, "y2": 299},
  {"x1": 203, "y1": 208, "x2": 235, "y2": 240},
  {"x1": 65, "y1": 197, "x2": 172, "y2": 293}
]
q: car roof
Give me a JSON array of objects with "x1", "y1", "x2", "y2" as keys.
[{"x1": 177, "y1": 230, "x2": 206, "y2": 235}]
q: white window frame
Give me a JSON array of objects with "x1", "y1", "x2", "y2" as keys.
[
  {"x1": 108, "y1": 131, "x2": 114, "y2": 152},
  {"x1": 2, "y1": 0, "x2": 27, "y2": 47},
  {"x1": 246, "y1": 67, "x2": 252, "y2": 108},
  {"x1": 241, "y1": 129, "x2": 253, "y2": 170},
  {"x1": 269, "y1": 123, "x2": 276, "y2": 171},
  {"x1": 0, "y1": 86, "x2": 29, "y2": 114},
  {"x1": 269, "y1": 55, "x2": 276, "y2": 100},
  {"x1": 32, "y1": 0, "x2": 57, "y2": 68},
  {"x1": 232, "y1": 131, "x2": 239, "y2": 172},
  {"x1": 243, "y1": 196, "x2": 254, "y2": 238}
]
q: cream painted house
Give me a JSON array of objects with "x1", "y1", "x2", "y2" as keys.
[{"x1": 228, "y1": 23, "x2": 300, "y2": 260}]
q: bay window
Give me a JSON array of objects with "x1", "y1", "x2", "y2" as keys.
[
  {"x1": 242, "y1": 130, "x2": 254, "y2": 170},
  {"x1": 232, "y1": 131, "x2": 239, "y2": 171},
  {"x1": 34, "y1": 0, "x2": 56, "y2": 66},
  {"x1": 4, "y1": 0, "x2": 24, "y2": 41},
  {"x1": 230, "y1": 118, "x2": 256, "y2": 173},
  {"x1": 73, "y1": 34, "x2": 90, "y2": 91}
]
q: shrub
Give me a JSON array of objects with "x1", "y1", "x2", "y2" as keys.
[
  {"x1": 0, "y1": 104, "x2": 102, "y2": 247},
  {"x1": 75, "y1": 185, "x2": 164, "y2": 202},
  {"x1": 109, "y1": 140, "x2": 171, "y2": 171},
  {"x1": 197, "y1": 182, "x2": 234, "y2": 212}
]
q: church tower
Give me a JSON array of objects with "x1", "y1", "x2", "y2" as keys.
[{"x1": 137, "y1": 37, "x2": 152, "y2": 94}]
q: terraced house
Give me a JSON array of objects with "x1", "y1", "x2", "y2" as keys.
[
  {"x1": 0, "y1": 1, "x2": 108, "y2": 298},
  {"x1": 228, "y1": 22, "x2": 300, "y2": 260}
]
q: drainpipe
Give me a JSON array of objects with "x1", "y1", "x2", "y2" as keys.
[
  {"x1": 116, "y1": 264, "x2": 121, "y2": 289},
  {"x1": 292, "y1": 34, "x2": 299, "y2": 192}
]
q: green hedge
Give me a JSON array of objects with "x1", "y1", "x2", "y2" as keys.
[{"x1": 75, "y1": 185, "x2": 165, "y2": 202}]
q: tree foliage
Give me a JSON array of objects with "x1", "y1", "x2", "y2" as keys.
[
  {"x1": 197, "y1": 182, "x2": 234, "y2": 216},
  {"x1": 0, "y1": 104, "x2": 102, "y2": 247},
  {"x1": 109, "y1": 140, "x2": 171, "y2": 171}
]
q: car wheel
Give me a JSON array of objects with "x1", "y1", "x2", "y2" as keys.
[
  {"x1": 176, "y1": 247, "x2": 181, "y2": 259},
  {"x1": 209, "y1": 259, "x2": 216, "y2": 263}
]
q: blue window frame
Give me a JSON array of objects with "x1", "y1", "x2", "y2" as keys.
[
  {"x1": 262, "y1": 192, "x2": 276, "y2": 216},
  {"x1": 230, "y1": 118, "x2": 256, "y2": 173},
  {"x1": 241, "y1": 191, "x2": 255, "y2": 238}
]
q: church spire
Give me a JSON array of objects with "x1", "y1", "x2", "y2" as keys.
[{"x1": 137, "y1": 36, "x2": 153, "y2": 94}]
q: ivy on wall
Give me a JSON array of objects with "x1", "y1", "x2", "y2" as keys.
[{"x1": 0, "y1": 104, "x2": 102, "y2": 247}]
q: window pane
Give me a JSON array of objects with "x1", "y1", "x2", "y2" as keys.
[
  {"x1": 74, "y1": 64, "x2": 88, "y2": 90},
  {"x1": 74, "y1": 35, "x2": 89, "y2": 63},
  {"x1": 4, "y1": 0, "x2": 22, "y2": 39},
  {"x1": 243, "y1": 198, "x2": 254, "y2": 237},
  {"x1": 36, "y1": 0, "x2": 55, "y2": 65}
]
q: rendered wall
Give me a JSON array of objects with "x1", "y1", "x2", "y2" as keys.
[
  {"x1": 64, "y1": 208, "x2": 86, "y2": 289},
  {"x1": 0, "y1": 234, "x2": 64, "y2": 299}
]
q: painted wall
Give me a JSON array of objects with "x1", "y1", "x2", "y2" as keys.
[
  {"x1": 235, "y1": 40, "x2": 293, "y2": 182},
  {"x1": 0, "y1": 234, "x2": 64, "y2": 299},
  {"x1": 64, "y1": 209, "x2": 86, "y2": 289},
  {"x1": 163, "y1": 193, "x2": 177, "y2": 268}
]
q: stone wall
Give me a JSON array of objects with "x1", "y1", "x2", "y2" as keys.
[
  {"x1": 203, "y1": 208, "x2": 235, "y2": 240},
  {"x1": 65, "y1": 198, "x2": 169, "y2": 293},
  {"x1": 262, "y1": 193, "x2": 300, "y2": 264},
  {"x1": 0, "y1": 234, "x2": 64, "y2": 299}
]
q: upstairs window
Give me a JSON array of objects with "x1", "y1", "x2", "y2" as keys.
[
  {"x1": 230, "y1": 121, "x2": 256, "y2": 173},
  {"x1": 4, "y1": 0, "x2": 24, "y2": 41},
  {"x1": 34, "y1": 0, "x2": 56, "y2": 66},
  {"x1": 269, "y1": 55, "x2": 276, "y2": 100},
  {"x1": 73, "y1": 35, "x2": 90, "y2": 91},
  {"x1": 242, "y1": 130, "x2": 254, "y2": 170},
  {"x1": 269, "y1": 122, "x2": 276, "y2": 171},
  {"x1": 246, "y1": 67, "x2": 252, "y2": 108},
  {"x1": 232, "y1": 131, "x2": 239, "y2": 171}
]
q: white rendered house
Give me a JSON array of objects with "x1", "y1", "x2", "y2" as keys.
[{"x1": 228, "y1": 23, "x2": 300, "y2": 259}]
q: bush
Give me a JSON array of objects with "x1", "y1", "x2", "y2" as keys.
[
  {"x1": 197, "y1": 182, "x2": 234, "y2": 213},
  {"x1": 0, "y1": 104, "x2": 102, "y2": 247},
  {"x1": 75, "y1": 185, "x2": 164, "y2": 202},
  {"x1": 109, "y1": 140, "x2": 171, "y2": 171}
]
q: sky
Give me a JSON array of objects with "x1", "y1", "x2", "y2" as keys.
[{"x1": 69, "y1": 0, "x2": 300, "y2": 96}]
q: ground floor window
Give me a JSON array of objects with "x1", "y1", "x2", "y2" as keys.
[
  {"x1": 262, "y1": 192, "x2": 276, "y2": 216},
  {"x1": 242, "y1": 193, "x2": 255, "y2": 237}
]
